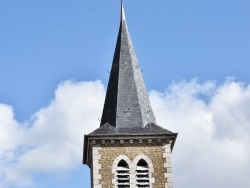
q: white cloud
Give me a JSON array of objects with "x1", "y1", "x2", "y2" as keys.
[
  {"x1": 0, "y1": 80, "x2": 105, "y2": 187},
  {"x1": 0, "y1": 104, "x2": 25, "y2": 187},
  {"x1": 150, "y1": 78, "x2": 250, "y2": 188},
  {"x1": 0, "y1": 78, "x2": 250, "y2": 187},
  {"x1": 0, "y1": 104, "x2": 21, "y2": 155}
]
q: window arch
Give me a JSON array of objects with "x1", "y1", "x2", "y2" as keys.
[
  {"x1": 116, "y1": 159, "x2": 130, "y2": 188},
  {"x1": 133, "y1": 155, "x2": 154, "y2": 188},
  {"x1": 136, "y1": 159, "x2": 150, "y2": 187},
  {"x1": 112, "y1": 155, "x2": 132, "y2": 188}
]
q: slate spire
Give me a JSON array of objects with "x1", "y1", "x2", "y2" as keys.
[{"x1": 100, "y1": 2, "x2": 156, "y2": 128}]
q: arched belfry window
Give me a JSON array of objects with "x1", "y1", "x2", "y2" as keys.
[
  {"x1": 116, "y1": 160, "x2": 130, "y2": 188},
  {"x1": 136, "y1": 159, "x2": 150, "y2": 187}
]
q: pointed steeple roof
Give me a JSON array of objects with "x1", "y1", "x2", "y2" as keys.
[
  {"x1": 83, "y1": 3, "x2": 178, "y2": 165},
  {"x1": 100, "y1": 2, "x2": 156, "y2": 128}
]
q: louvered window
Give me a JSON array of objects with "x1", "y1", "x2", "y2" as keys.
[
  {"x1": 116, "y1": 160, "x2": 130, "y2": 188},
  {"x1": 136, "y1": 159, "x2": 150, "y2": 188}
]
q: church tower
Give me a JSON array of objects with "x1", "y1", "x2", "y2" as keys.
[{"x1": 83, "y1": 2, "x2": 177, "y2": 188}]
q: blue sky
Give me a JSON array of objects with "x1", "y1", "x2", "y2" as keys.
[{"x1": 0, "y1": 0, "x2": 250, "y2": 188}]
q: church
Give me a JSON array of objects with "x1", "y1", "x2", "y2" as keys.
[{"x1": 83, "y1": 2, "x2": 177, "y2": 188}]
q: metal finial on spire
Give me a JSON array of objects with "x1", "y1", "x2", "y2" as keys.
[{"x1": 121, "y1": 0, "x2": 126, "y2": 21}]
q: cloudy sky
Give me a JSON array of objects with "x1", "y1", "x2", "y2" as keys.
[{"x1": 0, "y1": 0, "x2": 250, "y2": 187}]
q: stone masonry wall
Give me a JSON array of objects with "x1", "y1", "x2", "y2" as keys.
[{"x1": 91, "y1": 141, "x2": 173, "y2": 188}]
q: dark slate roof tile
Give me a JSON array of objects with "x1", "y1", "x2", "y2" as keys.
[
  {"x1": 88, "y1": 123, "x2": 175, "y2": 136},
  {"x1": 100, "y1": 3, "x2": 156, "y2": 129}
]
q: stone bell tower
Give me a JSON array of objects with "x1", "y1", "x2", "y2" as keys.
[{"x1": 83, "y1": 2, "x2": 177, "y2": 188}]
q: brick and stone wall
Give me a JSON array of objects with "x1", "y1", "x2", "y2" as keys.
[{"x1": 90, "y1": 139, "x2": 173, "y2": 188}]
